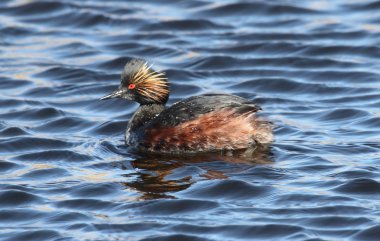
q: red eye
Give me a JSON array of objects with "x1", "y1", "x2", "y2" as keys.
[{"x1": 128, "y1": 83, "x2": 136, "y2": 89}]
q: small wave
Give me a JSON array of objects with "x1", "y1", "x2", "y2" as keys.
[
  {"x1": 139, "y1": 234, "x2": 211, "y2": 241},
  {"x1": 140, "y1": 19, "x2": 230, "y2": 31},
  {"x1": 54, "y1": 198, "x2": 120, "y2": 211},
  {"x1": 196, "y1": 2, "x2": 320, "y2": 17},
  {"x1": 0, "y1": 190, "x2": 43, "y2": 207},
  {"x1": 301, "y1": 45, "x2": 380, "y2": 59},
  {"x1": 333, "y1": 178, "x2": 380, "y2": 196},
  {"x1": 0, "y1": 77, "x2": 30, "y2": 89},
  {"x1": 89, "y1": 121, "x2": 127, "y2": 136},
  {"x1": 0, "y1": 161, "x2": 21, "y2": 173},
  {"x1": 47, "y1": 211, "x2": 91, "y2": 223},
  {"x1": 21, "y1": 168, "x2": 70, "y2": 179},
  {"x1": 2, "y1": 230, "x2": 62, "y2": 241},
  {"x1": 0, "y1": 127, "x2": 29, "y2": 137},
  {"x1": 317, "y1": 108, "x2": 370, "y2": 122},
  {"x1": 181, "y1": 179, "x2": 271, "y2": 200},
  {"x1": 0, "y1": 1, "x2": 67, "y2": 16},
  {"x1": 14, "y1": 150, "x2": 94, "y2": 162},
  {"x1": 344, "y1": 0, "x2": 380, "y2": 11},
  {"x1": 33, "y1": 117, "x2": 94, "y2": 133},
  {"x1": 352, "y1": 225, "x2": 380, "y2": 241},
  {"x1": 69, "y1": 183, "x2": 120, "y2": 198},
  {"x1": 0, "y1": 209, "x2": 47, "y2": 224},
  {"x1": 136, "y1": 199, "x2": 219, "y2": 215},
  {"x1": 34, "y1": 67, "x2": 100, "y2": 83},
  {"x1": 0, "y1": 137, "x2": 74, "y2": 153}
]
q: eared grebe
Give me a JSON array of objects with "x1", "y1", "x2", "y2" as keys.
[{"x1": 101, "y1": 59, "x2": 273, "y2": 153}]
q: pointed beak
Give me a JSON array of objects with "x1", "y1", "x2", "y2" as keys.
[{"x1": 100, "y1": 88, "x2": 123, "y2": 100}]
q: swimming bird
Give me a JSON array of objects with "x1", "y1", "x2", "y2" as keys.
[{"x1": 101, "y1": 59, "x2": 272, "y2": 154}]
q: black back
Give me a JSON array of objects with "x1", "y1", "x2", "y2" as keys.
[{"x1": 147, "y1": 93, "x2": 261, "y2": 128}]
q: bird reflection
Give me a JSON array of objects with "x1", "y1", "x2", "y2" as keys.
[{"x1": 121, "y1": 145, "x2": 273, "y2": 200}]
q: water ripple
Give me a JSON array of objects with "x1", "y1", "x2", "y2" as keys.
[{"x1": 1, "y1": 0, "x2": 380, "y2": 240}]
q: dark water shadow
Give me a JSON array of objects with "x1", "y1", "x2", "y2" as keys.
[{"x1": 121, "y1": 145, "x2": 273, "y2": 200}]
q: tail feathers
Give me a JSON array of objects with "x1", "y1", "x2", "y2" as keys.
[{"x1": 252, "y1": 120, "x2": 273, "y2": 144}]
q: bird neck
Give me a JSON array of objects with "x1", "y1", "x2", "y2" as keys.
[{"x1": 127, "y1": 103, "x2": 165, "y2": 132}]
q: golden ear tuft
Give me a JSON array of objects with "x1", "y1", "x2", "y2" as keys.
[{"x1": 131, "y1": 62, "x2": 169, "y2": 103}]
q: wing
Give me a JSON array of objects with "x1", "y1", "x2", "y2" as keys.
[{"x1": 147, "y1": 93, "x2": 261, "y2": 129}]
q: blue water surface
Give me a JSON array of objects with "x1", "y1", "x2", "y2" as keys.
[{"x1": 1, "y1": 0, "x2": 380, "y2": 240}]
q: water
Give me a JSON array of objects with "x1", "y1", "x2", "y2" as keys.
[{"x1": 1, "y1": 0, "x2": 380, "y2": 240}]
